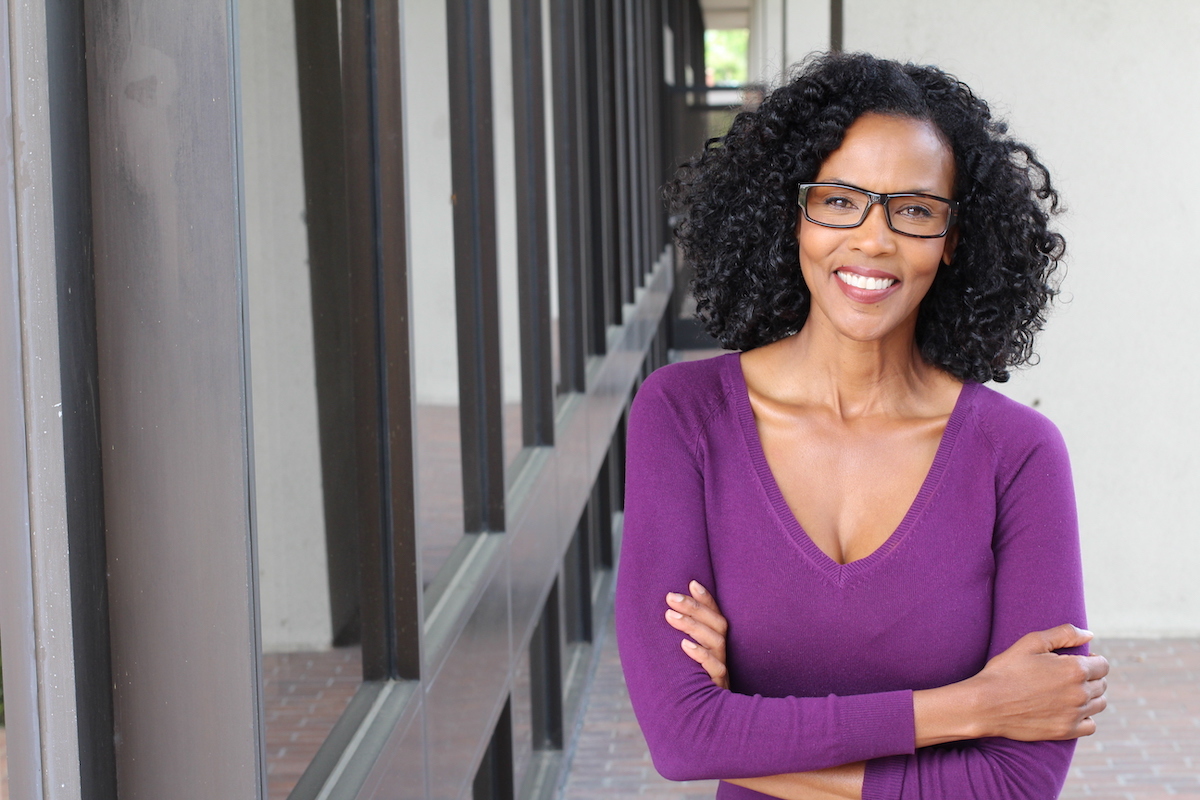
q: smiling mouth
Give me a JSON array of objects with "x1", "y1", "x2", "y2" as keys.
[{"x1": 836, "y1": 270, "x2": 897, "y2": 291}]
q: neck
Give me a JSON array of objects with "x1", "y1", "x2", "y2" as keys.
[{"x1": 766, "y1": 316, "x2": 943, "y2": 419}]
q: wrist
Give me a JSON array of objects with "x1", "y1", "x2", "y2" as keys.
[{"x1": 913, "y1": 678, "x2": 987, "y2": 747}]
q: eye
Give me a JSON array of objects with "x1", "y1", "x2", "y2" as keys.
[
  {"x1": 893, "y1": 200, "x2": 936, "y2": 219},
  {"x1": 821, "y1": 192, "x2": 860, "y2": 210}
]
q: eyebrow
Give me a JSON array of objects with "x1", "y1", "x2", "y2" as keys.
[{"x1": 818, "y1": 178, "x2": 946, "y2": 196}]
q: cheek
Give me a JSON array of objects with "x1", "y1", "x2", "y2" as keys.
[{"x1": 796, "y1": 222, "x2": 838, "y2": 265}]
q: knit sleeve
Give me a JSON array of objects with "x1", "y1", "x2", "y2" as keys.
[
  {"x1": 615, "y1": 368, "x2": 916, "y2": 782},
  {"x1": 863, "y1": 407, "x2": 1087, "y2": 800}
]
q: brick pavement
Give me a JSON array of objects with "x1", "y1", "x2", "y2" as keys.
[
  {"x1": 262, "y1": 646, "x2": 362, "y2": 800},
  {"x1": 559, "y1": 612, "x2": 1200, "y2": 799},
  {"x1": 0, "y1": 653, "x2": 360, "y2": 800}
]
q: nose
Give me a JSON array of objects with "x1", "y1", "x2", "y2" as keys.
[{"x1": 848, "y1": 201, "x2": 897, "y2": 255}]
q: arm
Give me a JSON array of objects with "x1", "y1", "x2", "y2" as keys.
[
  {"x1": 670, "y1": 588, "x2": 1104, "y2": 799},
  {"x1": 615, "y1": 375, "x2": 917, "y2": 781},
  {"x1": 859, "y1": 414, "x2": 1098, "y2": 799},
  {"x1": 662, "y1": 410, "x2": 1105, "y2": 799}
]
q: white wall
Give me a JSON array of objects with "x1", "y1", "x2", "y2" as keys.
[
  {"x1": 750, "y1": 0, "x2": 828, "y2": 85},
  {"x1": 240, "y1": 0, "x2": 334, "y2": 650},
  {"x1": 767, "y1": 0, "x2": 1200, "y2": 635},
  {"x1": 401, "y1": 0, "x2": 461, "y2": 407}
]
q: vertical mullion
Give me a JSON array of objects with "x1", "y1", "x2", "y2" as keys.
[
  {"x1": 597, "y1": 0, "x2": 622, "y2": 325},
  {"x1": 511, "y1": 0, "x2": 554, "y2": 445},
  {"x1": 472, "y1": 700, "x2": 515, "y2": 800},
  {"x1": 650, "y1": 0, "x2": 666, "y2": 257},
  {"x1": 624, "y1": 0, "x2": 643, "y2": 290},
  {"x1": 611, "y1": 0, "x2": 633, "y2": 306},
  {"x1": 831, "y1": 0, "x2": 844, "y2": 52},
  {"x1": 640, "y1": 2, "x2": 655, "y2": 275},
  {"x1": 590, "y1": 0, "x2": 619, "y2": 328},
  {"x1": 571, "y1": 0, "x2": 597, "y2": 358},
  {"x1": 447, "y1": 0, "x2": 506, "y2": 532},
  {"x1": 635, "y1": 2, "x2": 647, "y2": 283},
  {"x1": 582, "y1": 0, "x2": 609, "y2": 354},
  {"x1": 293, "y1": 0, "x2": 360, "y2": 648},
  {"x1": 529, "y1": 582, "x2": 564, "y2": 750},
  {"x1": 342, "y1": 0, "x2": 420, "y2": 681},
  {"x1": 343, "y1": 0, "x2": 388, "y2": 682},
  {"x1": 563, "y1": 521, "x2": 593, "y2": 644},
  {"x1": 551, "y1": 0, "x2": 586, "y2": 392},
  {"x1": 377, "y1": 0, "x2": 421, "y2": 680}
]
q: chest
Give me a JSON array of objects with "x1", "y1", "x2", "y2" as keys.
[
  {"x1": 703, "y1": 450, "x2": 999, "y2": 697},
  {"x1": 754, "y1": 407, "x2": 949, "y2": 565},
  {"x1": 698, "y1": 397, "x2": 998, "y2": 697}
]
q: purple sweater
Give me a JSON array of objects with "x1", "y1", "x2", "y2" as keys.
[{"x1": 615, "y1": 353, "x2": 1087, "y2": 799}]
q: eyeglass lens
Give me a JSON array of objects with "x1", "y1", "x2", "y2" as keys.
[{"x1": 803, "y1": 185, "x2": 952, "y2": 237}]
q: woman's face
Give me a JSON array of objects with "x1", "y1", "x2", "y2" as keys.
[{"x1": 796, "y1": 112, "x2": 957, "y2": 347}]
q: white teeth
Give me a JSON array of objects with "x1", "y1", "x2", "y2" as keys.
[{"x1": 837, "y1": 271, "x2": 896, "y2": 291}]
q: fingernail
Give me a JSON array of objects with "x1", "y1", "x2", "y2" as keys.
[
  {"x1": 690, "y1": 580, "x2": 707, "y2": 595},
  {"x1": 668, "y1": 593, "x2": 684, "y2": 603},
  {"x1": 667, "y1": 610, "x2": 683, "y2": 620},
  {"x1": 682, "y1": 639, "x2": 698, "y2": 650}
]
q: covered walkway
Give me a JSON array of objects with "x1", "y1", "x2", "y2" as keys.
[{"x1": 559, "y1": 611, "x2": 1200, "y2": 799}]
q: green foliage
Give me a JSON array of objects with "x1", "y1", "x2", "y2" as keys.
[{"x1": 704, "y1": 28, "x2": 749, "y2": 86}]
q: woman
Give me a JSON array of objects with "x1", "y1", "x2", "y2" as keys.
[{"x1": 615, "y1": 53, "x2": 1108, "y2": 800}]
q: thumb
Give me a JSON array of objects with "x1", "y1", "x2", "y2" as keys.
[{"x1": 1027, "y1": 623, "x2": 1093, "y2": 653}]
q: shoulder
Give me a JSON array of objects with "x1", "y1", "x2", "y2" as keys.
[
  {"x1": 630, "y1": 353, "x2": 741, "y2": 445},
  {"x1": 964, "y1": 382, "x2": 1071, "y2": 481}
]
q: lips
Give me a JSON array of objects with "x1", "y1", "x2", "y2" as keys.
[{"x1": 834, "y1": 267, "x2": 902, "y2": 303}]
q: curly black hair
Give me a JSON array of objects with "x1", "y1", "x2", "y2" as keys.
[{"x1": 666, "y1": 52, "x2": 1065, "y2": 383}]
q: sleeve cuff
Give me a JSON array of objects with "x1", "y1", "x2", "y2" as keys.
[
  {"x1": 836, "y1": 689, "x2": 915, "y2": 763},
  {"x1": 863, "y1": 754, "x2": 908, "y2": 800}
]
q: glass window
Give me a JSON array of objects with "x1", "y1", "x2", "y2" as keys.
[
  {"x1": 492, "y1": 0, "x2": 527, "y2": 473},
  {"x1": 239, "y1": 0, "x2": 362, "y2": 793},
  {"x1": 403, "y1": 2, "x2": 468, "y2": 587}
]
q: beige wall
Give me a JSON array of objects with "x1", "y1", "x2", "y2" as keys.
[{"x1": 764, "y1": 0, "x2": 1200, "y2": 635}]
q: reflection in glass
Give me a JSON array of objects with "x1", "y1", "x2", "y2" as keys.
[
  {"x1": 240, "y1": 0, "x2": 361, "y2": 795},
  {"x1": 492, "y1": 0, "x2": 527, "y2": 475},
  {"x1": 511, "y1": 643, "x2": 534, "y2": 791},
  {"x1": 541, "y1": 0, "x2": 562, "y2": 398},
  {"x1": 1, "y1": 632, "x2": 7, "y2": 800},
  {"x1": 404, "y1": 2, "x2": 467, "y2": 586}
]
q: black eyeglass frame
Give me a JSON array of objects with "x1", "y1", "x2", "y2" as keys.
[{"x1": 797, "y1": 182, "x2": 959, "y2": 239}]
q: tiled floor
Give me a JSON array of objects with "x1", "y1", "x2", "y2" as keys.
[
  {"x1": 559, "y1": 613, "x2": 1200, "y2": 800},
  {"x1": 0, "y1": 625, "x2": 1194, "y2": 800},
  {"x1": 262, "y1": 647, "x2": 363, "y2": 800}
]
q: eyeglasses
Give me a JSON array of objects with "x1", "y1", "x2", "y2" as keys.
[{"x1": 797, "y1": 183, "x2": 958, "y2": 239}]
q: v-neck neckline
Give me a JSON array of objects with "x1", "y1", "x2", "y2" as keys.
[{"x1": 727, "y1": 352, "x2": 974, "y2": 584}]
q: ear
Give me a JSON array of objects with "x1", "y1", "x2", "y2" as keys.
[{"x1": 941, "y1": 226, "x2": 959, "y2": 266}]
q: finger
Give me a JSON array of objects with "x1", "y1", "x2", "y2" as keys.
[
  {"x1": 1085, "y1": 676, "x2": 1107, "y2": 700},
  {"x1": 667, "y1": 592, "x2": 729, "y2": 636},
  {"x1": 681, "y1": 639, "x2": 729, "y2": 689},
  {"x1": 1027, "y1": 623, "x2": 1093, "y2": 653},
  {"x1": 665, "y1": 608, "x2": 727, "y2": 654},
  {"x1": 1086, "y1": 693, "x2": 1108, "y2": 718},
  {"x1": 1080, "y1": 654, "x2": 1109, "y2": 680},
  {"x1": 689, "y1": 580, "x2": 721, "y2": 614}
]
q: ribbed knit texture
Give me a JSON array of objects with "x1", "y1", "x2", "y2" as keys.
[{"x1": 616, "y1": 353, "x2": 1086, "y2": 799}]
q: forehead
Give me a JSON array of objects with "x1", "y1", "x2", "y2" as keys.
[{"x1": 814, "y1": 113, "x2": 956, "y2": 195}]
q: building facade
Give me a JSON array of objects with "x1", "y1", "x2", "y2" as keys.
[{"x1": 0, "y1": 0, "x2": 714, "y2": 797}]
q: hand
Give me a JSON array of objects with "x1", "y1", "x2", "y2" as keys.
[
  {"x1": 968, "y1": 624, "x2": 1109, "y2": 741},
  {"x1": 665, "y1": 580, "x2": 730, "y2": 690}
]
